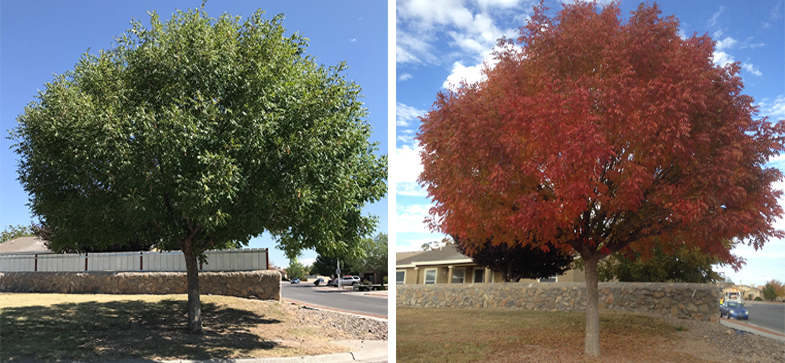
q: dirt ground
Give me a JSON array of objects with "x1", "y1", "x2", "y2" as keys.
[
  {"x1": 397, "y1": 308, "x2": 785, "y2": 363},
  {"x1": 0, "y1": 293, "x2": 386, "y2": 362}
]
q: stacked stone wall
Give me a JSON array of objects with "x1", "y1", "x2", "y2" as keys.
[
  {"x1": 0, "y1": 270, "x2": 281, "y2": 301},
  {"x1": 397, "y1": 282, "x2": 719, "y2": 322}
]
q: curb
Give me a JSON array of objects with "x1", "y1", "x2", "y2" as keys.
[
  {"x1": 283, "y1": 300, "x2": 388, "y2": 321},
  {"x1": 350, "y1": 348, "x2": 388, "y2": 361},
  {"x1": 121, "y1": 349, "x2": 388, "y2": 363}
]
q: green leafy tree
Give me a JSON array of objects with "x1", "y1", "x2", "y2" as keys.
[
  {"x1": 10, "y1": 7, "x2": 386, "y2": 332},
  {"x1": 311, "y1": 254, "x2": 357, "y2": 277},
  {"x1": 420, "y1": 237, "x2": 454, "y2": 251},
  {"x1": 594, "y1": 245, "x2": 724, "y2": 283},
  {"x1": 762, "y1": 283, "x2": 778, "y2": 301},
  {"x1": 764, "y1": 279, "x2": 785, "y2": 299},
  {"x1": 286, "y1": 259, "x2": 310, "y2": 281},
  {"x1": 32, "y1": 219, "x2": 157, "y2": 253},
  {"x1": 0, "y1": 224, "x2": 34, "y2": 243},
  {"x1": 353, "y1": 233, "x2": 388, "y2": 284}
]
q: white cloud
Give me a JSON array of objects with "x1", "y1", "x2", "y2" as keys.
[
  {"x1": 398, "y1": 73, "x2": 413, "y2": 81},
  {"x1": 395, "y1": 143, "x2": 427, "y2": 197},
  {"x1": 741, "y1": 63, "x2": 762, "y2": 76},
  {"x1": 396, "y1": 31, "x2": 439, "y2": 64},
  {"x1": 708, "y1": 6, "x2": 725, "y2": 27},
  {"x1": 443, "y1": 61, "x2": 487, "y2": 89},
  {"x1": 760, "y1": 95, "x2": 785, "y2": 120},
  {"x1": 715, "y1": 36, "x2": 737, "y2": 51},
  {"x1": 477, "y1": 0, "x2": 522, "y2": 9},
  {"x1": 397, "y1": 102, "x2": 427, "y2": 127},
  {"x1": 712, "y1": 50, "x2": 734, "y2": 67},
  {"x1": 396, "y1": 203, "x2": 436, "y2": 234},
  {"x1": 397, "y1": 0, "x2": 528, "y2": 65}
]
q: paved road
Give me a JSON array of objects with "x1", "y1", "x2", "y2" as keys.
[
  {"x1": 745, "y1": 302, "x2": 785, "y2": 334},
  {"x1": 281, "y1": 282, "x2": 388, "y2": 317}
]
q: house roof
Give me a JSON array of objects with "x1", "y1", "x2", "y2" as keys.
[
  {"x1": 0, "y1": 236, "x2": 53, "y2": 255},
  {"x1": 396, "y1": 245, "x2": 473, "y2": 268},
  {"x1": 396, "y1": 250, "x2": 424, "y2": 261}
]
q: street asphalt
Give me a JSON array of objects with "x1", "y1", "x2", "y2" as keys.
[
  {"x1": 740, "y1": 301, "x2": 785, "y2": 335},
  {"x1": 280, "y1": 282, "x2": 388, "y2": 317}
]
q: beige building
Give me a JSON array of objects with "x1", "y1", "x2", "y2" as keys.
[
  {"x1": 722, "y1": 285, "x2": 762, "y2": 301},
  {"x1": 395, "y1": 245, "x2": 585, "y2": 285}
]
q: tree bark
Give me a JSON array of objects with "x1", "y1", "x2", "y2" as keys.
[
  {"x1": 183, "y1": 245, "x2": 202, "y2": 333},
  {"x1": 584, "y1": 256, "x2": 601, "y2": 356}
]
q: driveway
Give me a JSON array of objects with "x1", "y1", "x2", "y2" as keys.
[{"x1": 281, "y1": 282, "x2": 388, "y2": 317}]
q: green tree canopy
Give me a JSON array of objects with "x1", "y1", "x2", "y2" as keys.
[
  {"x1": 10, "y1": 7, "x2": 386, "y2": 332},
  {"x1": 286, "y1": 259, "x2": 310, "y2": 281},
  {"x1": 593, "y1": 245, "x2": 724, "y2": 283},
  {"x1": 0, "y1": 224, "x2": 34, "y2": 243},
  {"x1": 352, "y1": 233, "x2": 388, "y2": 282},
  {"x1": 311, "y1": 254, "x2": 357, "y2": 277},
  {"x1": 762, "y1": 283, "x2": 778, "y2": 301}
]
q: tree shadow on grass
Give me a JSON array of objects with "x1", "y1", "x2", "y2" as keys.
[{"x1": 1, "y1": 299, "x2": 283, "y2": 362}]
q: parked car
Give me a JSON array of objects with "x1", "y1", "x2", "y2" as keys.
[
  {"x1": 290, "y1": 278, "x2": 300, "y2": 284},
  {"x1": 313, "y1": 278, "x2": 325, "y2": 286},
  {"x1": 340, "y1": 275, "x2": 362, "y2": 286},
  {"x1": 719, "y1": 301, "x2": 749, "y2": 320}
]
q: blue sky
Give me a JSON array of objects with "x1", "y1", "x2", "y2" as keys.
[
  {"x1": 0, "y1": 0, "x2": 388, "y2": 269},
  {"x1": 396, "y1": 0, "x2": 785, "y2": 286}
]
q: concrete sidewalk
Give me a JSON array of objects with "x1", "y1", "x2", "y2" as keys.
[
  {"x1": 720, "y1": 319, "x2": 785, "y2": 342},
  {"x1": 123, "y1": 340, "x2": 387, "y2": 363},
  {"x1": 310, "y1": 286, "x2": 389, "y2": 298}
]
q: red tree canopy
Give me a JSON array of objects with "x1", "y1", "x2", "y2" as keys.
[{"x1": 418, "y1": 2, "x2": 785, "y2": 268}]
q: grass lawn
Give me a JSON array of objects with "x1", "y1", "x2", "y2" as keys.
[
  {"x1": 397, "y1": 308, "x2": 706, "y2": 363},
  {"x1": 0, "y1": 293, "x2": 353, "y2": 362}
]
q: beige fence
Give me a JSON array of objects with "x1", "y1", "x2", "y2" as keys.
[{"x1": 0, "y1": 248, "x2": 268, "y2": 272}]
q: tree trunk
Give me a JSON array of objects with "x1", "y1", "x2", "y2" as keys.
[
  {"x1": 584, "y1": 256, "x2": 601, "y2": 357},
  {"x1": 183, "y1": 246, "x2": 202, "y2": 333}
]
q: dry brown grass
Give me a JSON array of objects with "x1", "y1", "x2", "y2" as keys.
[
  {"x1": 0, "y1": 293, "x2": 355, "y2": 362},
  {"x1": 397, "y1": 308, "x2": 730, "y2": 363}
]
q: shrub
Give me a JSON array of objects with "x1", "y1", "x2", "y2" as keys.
[{"x1": 754, "y1": 297, "x2": 763, "y2": 301}]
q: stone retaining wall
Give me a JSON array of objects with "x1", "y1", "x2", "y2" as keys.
[
  {"x1": 397, "y1": 282, "x2": 720, "y2": 322},
  {"x1": 0, "y1": 270, "x2": 281, "y2": 301}
]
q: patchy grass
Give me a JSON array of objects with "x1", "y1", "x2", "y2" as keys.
[
  {"x1": 397, "y1": 308, "x2": 709, "y2": 363},
  {"x1": 0, "y1": 293, "x2": 352, "y2": 362}
]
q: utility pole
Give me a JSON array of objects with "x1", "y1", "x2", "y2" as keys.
[{"x1": 336, "y1": 259, "x2": 342, "y2": 289}]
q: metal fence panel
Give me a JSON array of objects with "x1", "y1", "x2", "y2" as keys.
[{"x1": 0, "y1": 248, "x2": 267, "y2": 272}]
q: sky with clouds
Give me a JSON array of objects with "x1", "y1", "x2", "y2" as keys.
[{"x1": 396, "y1": 0, "x2": 785, "y2": 286}]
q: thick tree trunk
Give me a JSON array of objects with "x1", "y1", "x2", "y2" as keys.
[
  {"x1": 584, "y1": 256, "x2": 601, "y2": 356},
  {"x1": 183, "y1": 246, "x2": 202, "y2": 333}
]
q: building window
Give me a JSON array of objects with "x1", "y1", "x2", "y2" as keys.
[
  {"x1": 452, "y1": 268, "x2": 465, "y2": 283},
  {"x1": 396, "y1": 270, "x2": 405, "y2": 284},
  {"x1": 424, "y1": 269, "x2": 437, "y2": 284},
  {"x1": 473, "y1": 268, "x2": 484, "y2": 283}
]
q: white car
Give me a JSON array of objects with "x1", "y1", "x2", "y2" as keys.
[{"x1": 339, "y1": 276, "x2": 361, "y2": 286}]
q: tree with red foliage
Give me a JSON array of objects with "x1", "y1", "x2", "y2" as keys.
[
  {"x1": 417, "y1": 1, "x2": 785, "y2": 357},
  {"x1": 454, "y1": 235, "x2": 572, "y2": 282}
]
